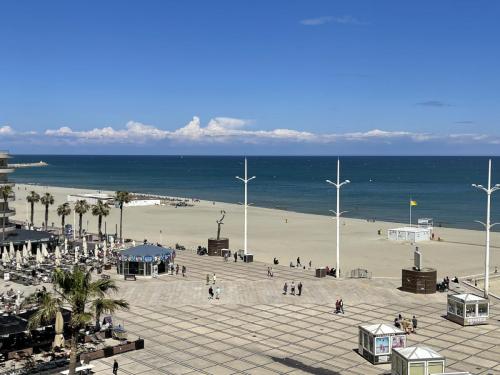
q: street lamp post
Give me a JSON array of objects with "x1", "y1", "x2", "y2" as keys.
[
  {"x1": 472, "y1": 159, "x2": 500, "y2": 298},
  {"x1": 326, "y1": 158, "x2": 350, "y2": 278},
  {"x1": 236, "y1": 158, "x2": 256, "y2": 256}
]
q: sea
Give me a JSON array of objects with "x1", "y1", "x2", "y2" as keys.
[{"x1": 9, "y1": 155, "x2": 500, "y2": 230}]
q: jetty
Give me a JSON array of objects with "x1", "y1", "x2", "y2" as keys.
[{"x1": 8, "y1": 161, "x2": 48, "y2": 168}]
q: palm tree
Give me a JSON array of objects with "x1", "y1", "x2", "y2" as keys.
[
  {"x1": 91, "y1": 200, "x2": 110, "y2": 240},
  {"x1": 27, "y1": 266, "x2": 129, "y2": 375},
  {"x1": 114, "y1": 191, "x2": 131, "y2": 242},
  {"x1": 74, "y1": 200, "x2": 90, "y2": 238},
  {"x1": 0, "y1": 185, "x2": 13, "y2": 242},
  {"x1": 26, "y1": 191, "x2": 40, "y2": 226},
  {"x1": 40, "y1": 192, "x2": 55, "y2": 229},
  {"x1": 57, "y1": 203, "x2": 71, "y2": 234},
  {"x1": 92, "y1": 297, "x2": 129, "y2": 331}
]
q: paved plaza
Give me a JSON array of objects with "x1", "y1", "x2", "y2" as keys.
[{"x1": 89, "y1": 251, "x2": 500, "y2": 375}]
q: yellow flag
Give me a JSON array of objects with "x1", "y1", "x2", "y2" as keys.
[{"x1": 410, "y1": 200, "x2": 417, "y2": 206}]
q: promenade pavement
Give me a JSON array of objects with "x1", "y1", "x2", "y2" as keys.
[{"x1": 89, "y1": 251, "x2": 500, "y2": 375}]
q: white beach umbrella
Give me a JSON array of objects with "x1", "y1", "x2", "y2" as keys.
[
  {"x1": 94, "y1": 244, "x2": 99, "y2": 260},
  {"x1": 3, "y1": 246, "x2": 11, "y2": 263},
  {"x1": 132, "y1": 240, "x2": 136, "y2": 247},
  {"x1": 27, "y1": 240, "x2": 32, "y2": 256},
  {"x1": 9, "y1": 242, "x2": 15, "y2": 260},
  {"x1": 64, "y1": 238, "x2": 68, "y2": 254},
  {"x1": 52, "y1": 310, "x2": 65, "y2": 348},
  {"x1": 74, "y1": 246, "x2": 79, "y2": 264},
  {"x1": 102, "y1": 242, "x2": 108, "y2": 264},
  {"x1": 83, "y1": 237, "x2": 88, "y2": 258},
  {"x1": 54, "y1": 246, "x2": 61, "y2": 267},
  {"x1": 16, "y1": 249, "x2": 22, "y2": 265},
  {"x1": 22, "y1": 244, "x2": 28, "y2": 261},
  {"x1": 42, "y1": 243, "x2": 49, "y2": 258},
  {"x1": 36, "y1": 246, "x2": 42, "y2": 265}
]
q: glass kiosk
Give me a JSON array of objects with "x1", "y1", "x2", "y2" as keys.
[
  {"x1": 358, "y1": 323, "x2": 406, "y2": 364},
  {"x1": 391, "y1": 346, "x2": 445, "y2": 375},
  {"x1": 447, "y1": 293, "x2": 489, "y2": 326}
]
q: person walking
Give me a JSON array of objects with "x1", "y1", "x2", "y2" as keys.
[
  {"x1": 290, "y1": 281, "x2": 295, "y2": 295},
  {"x1": 215, "y1": 286, "x2": 221, "y2": 299},
  {"x1": 297, "y1": 257, "x2": 301, "y2": 267},
  {"x1": 176, "y1": 264, "x2": 179, "y2": 275},
  {"x1": 208, "y1": 286, "x2": 214, "y2": 299},
  {"x1": 182, "y1": 265, "x2": 186, "y2": 277},
  {"x1": 283, "y1": 282, "x2": 288, "y2": 295},
  {"x1": 298, "y1": 282, "x2": 303, "y2": 296},
  {"x1": 206, "y1": 274, "x2": 210, "y2": 285},
  {"x1": 234, "y1": 252, "x2": 237, "y2": 262},
  {"x1": 270, "y1": 267, "x2": 274, "y2": 277},
  {"x1": 113, "y1": 359, "x2": 119, "y2": 374},
  {"x1": 339, "y1": 298, "x2": 344, "y2": 314},
  {"x1": 267, "y1": 267, "x2": 271, "y2": 277},
  {"x1": 412, "y1": 315, "x2": 418, "y2": 333},
  {"x1": 212, "y1": 273, "x2": 217, "y2": 284},
  {"x1": 308, "y1": 260, "x2": 312, "y2": 269}
]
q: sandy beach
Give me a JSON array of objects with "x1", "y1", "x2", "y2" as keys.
[{"x1": 10, "y1": 183, "x2": 500, "y2": 279}]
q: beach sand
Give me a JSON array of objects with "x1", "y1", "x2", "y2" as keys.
[{"x1": 10, "y1": 184, "x2": 500, "y2": 279}]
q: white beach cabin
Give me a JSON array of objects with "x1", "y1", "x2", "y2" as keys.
[
  {"x1": 391, "y1": 346, "x2": 445, "y2": 375},
  {"x1": 388, "y1": 227, "x2": 431, "y2": 242},
  {"x1": 447, "y1": 293, "x2": 489, "y2": 326},
  {"x1": 358, "y1": 323, "x2": 406, "y2": 364}
]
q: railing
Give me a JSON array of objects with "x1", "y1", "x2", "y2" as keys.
[{"x1": 349, "y1": 268, "x2": 372, "y2": 279}]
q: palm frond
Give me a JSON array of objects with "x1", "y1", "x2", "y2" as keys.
[{"x1": 27, "y1": 293, "x2": 62, "y2": 331}]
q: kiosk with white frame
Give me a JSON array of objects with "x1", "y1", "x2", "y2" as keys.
[
  {"x1": 391, "y1": 346, "x2": 445, "y2": 375},
  {"x1": 358, "y1": 323, "x2": 406, "y2": 364},
  {"x1": 447, "y1": 293, "x2": 489, "y2": 326}
]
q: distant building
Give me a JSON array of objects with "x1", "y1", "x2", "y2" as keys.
[{"x1": 0, "y1": 151, "x2": 16, "y2": 234}]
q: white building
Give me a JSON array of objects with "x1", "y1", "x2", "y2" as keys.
[{"x1": 388, "y1": 227, "x2": 431, "y2": 242}]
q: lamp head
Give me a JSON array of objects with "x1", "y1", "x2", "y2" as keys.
[
  {"x1": 496, "y1": 184, "x2": 500, "y2": 188},
  {"x1": 345, "y1": 180, "x2": 351, "y2": 184},
  {"x1": 326, "y1": 179, "x2": 332, "y2": 184}
]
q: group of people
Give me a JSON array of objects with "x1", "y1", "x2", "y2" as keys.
[
  {"x1": 207, "y1": 273, "x2": 221, "y2": 300},
  {"x1": 169, "y1": 263, "x2": 186, "y2": 277},
  {"x1": 288, "y1": 257, "x2": 312, "y2": 269},
  {"x1": 394, "y1": 313, "x2": 418, "y2": 334},
  {"x1": 283, "y1": 281, "x2": 303, "y2": 296}
]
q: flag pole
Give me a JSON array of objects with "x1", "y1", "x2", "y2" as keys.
[{"x1": 409, "y1": 196, "x2": 412, "y2": 227}]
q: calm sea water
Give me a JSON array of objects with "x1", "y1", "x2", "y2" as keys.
[{"x1": 9, "y1": 155, "x2": 500, "y2": 230}]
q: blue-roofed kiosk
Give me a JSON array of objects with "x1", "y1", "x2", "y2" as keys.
[{"x1": 117, "y1": 244, "x2": 174, "y2": 277}]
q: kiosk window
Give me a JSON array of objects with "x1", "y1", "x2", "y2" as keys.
[
  {"x1": 428, "y1": 361, "x2": 444, "y2": 374},
  {"x1": 409, "y1": 362, "x2": 425, "y2": 375},
  {"x1": 465, "y1": 304, "x2": 476, "y2": 317},
  {"x1": 478, "y1": 303, "x2": 488, "y2": 316}
]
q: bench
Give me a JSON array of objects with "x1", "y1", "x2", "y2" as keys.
[{"x1": 124, "y1": 274, "x2": 136, "y2": 281}]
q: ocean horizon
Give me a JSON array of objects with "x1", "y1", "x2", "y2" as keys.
[{"x1": 9, "y1": 155, "x2": 500, "y2": 231}]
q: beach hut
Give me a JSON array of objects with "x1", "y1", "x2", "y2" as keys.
[
  {"x1": 391, "y1": 346, "x2": 445, "y2": 375},
  {"x1": 358, "y1": 323, "x2": 406, "y2": 364},
  {"x1": 447, "y1": 293, "x2": 489, "y2": 326},
  {"x1": 117, "y1": 244, "x2": 173, "y2": 277}
]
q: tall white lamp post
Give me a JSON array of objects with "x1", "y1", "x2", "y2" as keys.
[
  {"x1": 326, "y1": 158, "x2": 350, "y2": 278},
  {"x1": 236, "y1": 158, "x2": 256, "y2": 256},
  {"x1": 472, "y1": 159, "x2": 500, "y2": 298}
]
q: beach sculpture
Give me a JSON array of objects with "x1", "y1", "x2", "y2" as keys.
[
  {"x1": 208, "y1": 210, "x2": 229, "y2": 256},
  {"x1": 216, "y1": 210, "x2": 226, "y2": 240}
]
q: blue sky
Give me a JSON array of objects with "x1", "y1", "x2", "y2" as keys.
[{"x1": 1, "y1": 0, "x2": 499, "y2": 155}]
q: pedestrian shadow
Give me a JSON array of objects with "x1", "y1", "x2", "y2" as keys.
[{"x1": 270, "y1": 356, "x2": 342, "y2": 375}]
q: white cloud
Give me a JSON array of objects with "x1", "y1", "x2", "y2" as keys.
[
  {"x1": 0, "y1": 126, "x2": 14, "y2": 135},
  {"x1": 0, "y1": 118, "x2": 498, "y2": 147},
  {"x1": 300, "y1": 15, "x2": 364, "y2": 26}
]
